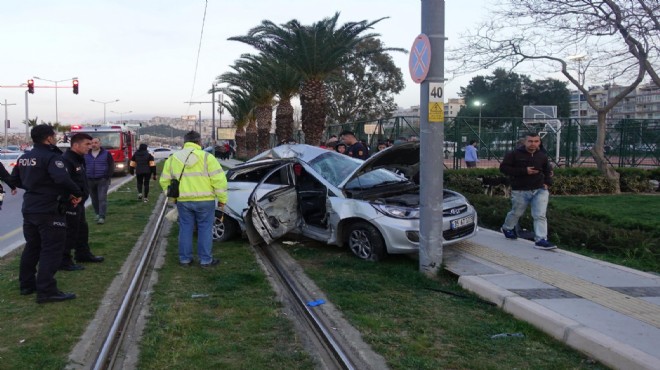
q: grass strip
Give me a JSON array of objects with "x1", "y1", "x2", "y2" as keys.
[
  {"x1": 137, "y1": 225, "x2": 315, "y2": 369},
  {"x1": 282, "y1": 239, "x2": 606, "y2": 370},
  {"x1": 0, "y1": 180, "x2": 156, "y2": 369}
]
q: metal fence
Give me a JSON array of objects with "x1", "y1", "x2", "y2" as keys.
[{"x1": 321, "y1": 116, "x2": 659, "y2": 170}]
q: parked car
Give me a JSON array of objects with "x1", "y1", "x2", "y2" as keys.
[
  {"x1": 149, "y1": 147, "x2": 174, "y2": 160},
  {"x1": 0, "y1": 152, "x2": 22, "y2": 170},
  {"x1": 213, "y1": 142, "x2": 478, "y2": 261}
]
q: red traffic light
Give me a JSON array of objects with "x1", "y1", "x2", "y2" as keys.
[
  {"x1": 27, "y1": 79, "x2": 35, "y2": 94},
  {"x1": 72, "y1": 79, "x2": 79, "y2": 94}
]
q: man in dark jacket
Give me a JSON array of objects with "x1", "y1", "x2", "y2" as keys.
[
  {"x1": 60, "y1": 133, "x2": 105, "y2": 271},
  {"x1": 499, "y1": 133, "x2": 556, "y2": 250},
  {"x1": 10, "y1": 124, "x2": 82, "y2": 303},
  {"x1": 340, "y1": 130, "x2": 369, "y2": 160},
  {"x1": 129, "y1": 143, "x2": 157, "y2": 202},
  {"x1": 85, "y1": 137, "x2": 114, "y2": 224}
]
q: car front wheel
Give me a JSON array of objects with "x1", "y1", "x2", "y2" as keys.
[
  {"x1": 346, "y1": 221, "x2": 386, "y2": 261},
  {"x1": 213, "y1": 210, "x2": 238, "y2": 242}
]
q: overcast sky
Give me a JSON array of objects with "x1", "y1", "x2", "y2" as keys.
[{"x1": 1, "y1": 0, "x2": 493, "y2": 131}]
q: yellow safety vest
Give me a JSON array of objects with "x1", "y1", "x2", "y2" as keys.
[{"x1": 159, "y1": 142, "x2": 227, "y2": 203}]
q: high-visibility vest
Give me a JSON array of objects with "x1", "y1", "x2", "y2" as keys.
[{"x1": 159, "y1": 142, "x2": 227, "y2": 203}]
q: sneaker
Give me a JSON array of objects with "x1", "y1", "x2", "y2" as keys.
[
  {"x1": 138, "y1": 193, "x2": 143, "y2": 200},
  {"x1": 179, "y1": 260, "x2": 193, "y2": 267},
  {"x1": 534, "y1": 239, "x2": 557, "y2": 250},
  {"x1": 143, "y1": 198, "x2": 148, "y2": 203},
  {"x1": 97, "y1": 217, "x2": 105, "y2": 225},
  {"x1": 94, "y1": 214, "x2": 100, "y2": 221},
  {"x1": 501, "y1": 227, "x2": 517, "y2": 240},
  {"x1": 200, "y1": 259, "x2": 220, "y2": 268}
]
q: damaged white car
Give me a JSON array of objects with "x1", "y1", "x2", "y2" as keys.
[{"x1": 213, "y1": 142, "x2": 478, "y2": 261}]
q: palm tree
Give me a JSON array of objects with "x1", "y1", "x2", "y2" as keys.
[
  {"x1": 218, "y1": 56, "x2": 275, "y2": 152},
  {"x1": 222, "y1": 88, "x2": 254, "y2": 159},
  {"x1": 230, "y1": 13, "x2": 388, "y2": 146}
]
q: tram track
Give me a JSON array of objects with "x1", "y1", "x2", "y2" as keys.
[{"x1": 69, "y1": 196, "x2": 384, "y2": 369}]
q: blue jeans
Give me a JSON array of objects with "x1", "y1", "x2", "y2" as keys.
[
  {"x1": 176, "y1": 200, "x2": 216, "y2": 264},
  {"x1": 502, "y1": 189, "x2": 549, "y2": 241},
  {"x1": 89, "y1": 178, "x2": 110, "y2": 218}
]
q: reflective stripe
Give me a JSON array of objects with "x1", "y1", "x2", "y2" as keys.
[
  {"x1": 160, "y1": 173, "x2": 174, "y2": 180},
  {"x1": 178, "y1": 191, "x2": 215, "y2": 197},
  {"x1": 180, "y1": 172, "x2": 212, "y2": 177},
  {"x1": 209, "y1": 168, "x2": 224, "y2": 176}
]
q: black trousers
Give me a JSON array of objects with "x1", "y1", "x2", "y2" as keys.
[
  {"x1": 19, "y1": 213, "x2": 67, "y2": 296},
  {"x1": 136, "y1": 174, "x2": 152, "y2": 197},
  {"x1": 61, "y1": 203, "x2": 93, "y2": 267}
]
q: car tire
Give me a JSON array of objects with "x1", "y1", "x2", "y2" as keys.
[
  {"x1": 213, "y1": 210, "x2": 238, "y2": 242},
  {"x1": 346, "y1": 221, "x2": 386, "y2": 261}
]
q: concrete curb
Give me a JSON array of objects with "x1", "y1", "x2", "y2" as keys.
[{"x1": 458, "y1": 275, "x2": 660, "y2": 370}]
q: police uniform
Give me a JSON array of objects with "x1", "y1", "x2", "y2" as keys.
[
  {"x1": 10, "y1": 142, "x2": 82, "y2": 300},
  {"x1": 347, "y1": 141, "x2": 369, "y2": 160},
  {"x1": 61, "y1": 148, "x2": 102, "y2": 267}
]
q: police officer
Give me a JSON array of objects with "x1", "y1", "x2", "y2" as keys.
[
  {"x1": 339, "y1": 130, "x2": 369, "y2": 160},
  {"x1": 10, "y1": 124, "x2": 83, "y2": 303},
  {"x1": 60, "y1": 133, "x2": 105, "y2": 271}
]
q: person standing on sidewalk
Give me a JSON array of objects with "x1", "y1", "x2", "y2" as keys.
[
  {"x1": 499, "y1": 133, "x2": 556, "y2": 250},
  {"x1": 159, "y1": 131, "x2": 228, "y2": 268},
  {"x1": 129, "y1": 143, "x2": 157, "y2": 202},
  {"x1": 464, "y1": 140, "x2": 479, "y2": 168},
  {"x1": 85, "y1": 137, "x2": 114, "y2": 225},
  {"x1": 10, "y1": 124, "x2": 83, "y2": 303},
  {"x1": 60, "y1": 133, "x2": 105, "y2": 272}
]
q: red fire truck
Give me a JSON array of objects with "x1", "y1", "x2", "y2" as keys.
[{"x1": 70, "y1": 124, "x2": 137, "y2": 175}]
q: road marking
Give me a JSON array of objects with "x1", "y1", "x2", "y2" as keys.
[
  {"x1": 0, "y1": 227, "x2": 22, "y2": 241},
  {"x1": 454, "y1": 241, "x2": 660, "y2": 329}
]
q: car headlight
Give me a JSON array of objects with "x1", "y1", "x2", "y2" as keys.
[{"x1": 373, "y1": 204, "x2": 420, "y2": 219}]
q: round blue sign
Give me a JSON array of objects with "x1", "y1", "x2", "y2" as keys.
[{"x1": 409, "y1": 34, "x2": 432, "y2": 84}]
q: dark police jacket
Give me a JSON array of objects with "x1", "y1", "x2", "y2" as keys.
[
  {"x1": 63, "y1": 149, "x2": 90, "y2": 202},
  {"x1": 500, "y1": 146, "x2": 553, "y2": 190},
  {"x1": 347, "y1": 142, "x2": 369, "y2": 160},
  {"x1": 10, "y1": 143, "x2": 82, "y2": 214}
]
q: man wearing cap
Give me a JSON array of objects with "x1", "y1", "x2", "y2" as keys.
[
  {"x1": 159, "y1": 131, "x2": 228, "y2": 268},
  {"x1": 339, "y1": 130, "x2": 369, "y2": 160},
  {"x1": 10, "y1": 124, "x2": 83, "y2": 303}
]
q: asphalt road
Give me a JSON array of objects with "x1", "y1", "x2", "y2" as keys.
[{"x1": 0, "y1": 175, "x2": 135, "y2": 257}]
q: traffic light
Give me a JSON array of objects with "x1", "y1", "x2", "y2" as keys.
[
  {"x1": 72, "y1": 79, "x2": 79, "y2": 94},
  {"x1": 27, "y1": 79, "x2": 34, "y2": 94}
]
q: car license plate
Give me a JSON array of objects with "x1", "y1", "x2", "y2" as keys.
[{"x1": 451, "y1": 215, "x2": 473, "y2": 229}]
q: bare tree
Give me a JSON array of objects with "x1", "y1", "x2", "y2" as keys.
[{"x1": 449, "y1": 0, "x2": 660, "y2": 192}]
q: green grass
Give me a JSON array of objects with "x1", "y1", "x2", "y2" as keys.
[
  {"x1": 0, "y1": 181, "x2": 156, "y2": 369},
  {"x1": 282, "y1": 240, "x2": 605, "y2": 369},
  {"x1": 551, "y1": 194, "x2": 660, "y2": 233},
  {"x1": 137, "y1": 227, "x2": 315, "y2": 369},
  {"x1": 6, "y1": 179, "x2": 650, "y2": 369}
]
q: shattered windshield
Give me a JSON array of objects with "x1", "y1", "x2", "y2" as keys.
[{"x1": 308, "y1": 151, "x2": 362, "y2": 187}]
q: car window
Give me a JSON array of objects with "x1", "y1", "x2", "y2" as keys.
[
  {"x1": 229, "y1": 163, "x2": 287, "y2": 183},
  {"x1": 155, "y1": 148, "x2": 169, "y2": 152},
  {"x1": 307, "y1": 152, "x2": 362, "y2": 187},
  {"x1": 344, "y1": 168, "x2": 409, "y2": 190}
]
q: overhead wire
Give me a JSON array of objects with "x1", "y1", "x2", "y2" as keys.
[{"x1": 185, "y1": 0, "x2": 209, "y2": 116}]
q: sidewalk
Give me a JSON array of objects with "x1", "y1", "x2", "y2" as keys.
[{"x1": 445, "y1": 228, "x2": 660, "y2": 370}]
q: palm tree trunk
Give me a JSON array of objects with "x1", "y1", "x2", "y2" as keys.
[
  {"x1": 300, "y1": 78, "x2": 327, "y2": 146},
  {"x1": 255, "y1": 105, "x2": 272, "y2": 151},
  {"x1": 234, "y1": 125, "x2": 247, "y2": 159},
  {"x1": 245, "y1": 119, "x2": 258, "y2": 158},
  {"x1": 275, "y1": 99, "x2": 294, "y2": 143}
]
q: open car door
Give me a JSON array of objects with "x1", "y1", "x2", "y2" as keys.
[{"x1": 244, "y1": 163, "x2": 300, "y2": 245}]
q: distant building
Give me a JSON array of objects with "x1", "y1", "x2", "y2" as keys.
[{"x1": 570, "y1": 82, "x2": 660, "y2": 122}]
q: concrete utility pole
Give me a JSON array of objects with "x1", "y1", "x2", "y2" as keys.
[
  {"x1": 2, "y1": 99, "x2": 17, "y2": 149},
  {"x1": 419, "y1": 0, "x2": 446, "y2": 276}
]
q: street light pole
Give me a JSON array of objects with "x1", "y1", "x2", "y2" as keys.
[
  {"x1": 33, "y1": 76, "x2": 77, "y2": 124},
  {"x1": 473, "y1": 101, "x2": 486, "y2": 139},
  {"x1": 90, "y1": 99, "x2": 120, "y2": 124}
]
